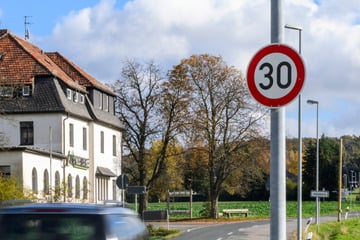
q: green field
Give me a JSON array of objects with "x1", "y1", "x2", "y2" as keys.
[{"x1": 142, "y1": 200, "x2": 360, "y2": 220}]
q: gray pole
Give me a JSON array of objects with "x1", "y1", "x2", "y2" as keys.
[
  {"x1": 338, "y1": 138, "x2": 342, "y2": 222},
  {"x1": 307, "y1": 99, "x2": 319, "y2": 227},
  {"x1": 297, "y1": 29, "x2": 302, "y2": 240},
  {"x1": 285, "y1": 24, "x2": 303, "y2": 240},
  {"x1": 270, "y1": 0, "x2": 286, "y2": 239},
  {"x1": 315, "y1": 103, "x2": 319, "y2": 226}
]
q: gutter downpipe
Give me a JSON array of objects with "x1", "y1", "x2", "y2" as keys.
[{"x1": 62, "y1": 112, "x2": 69, "y2": 202}]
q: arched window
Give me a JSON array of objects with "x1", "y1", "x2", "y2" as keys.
[
  {"x1": 55, "y1": 171, "x2": 61, "y2": 201},
  {"x1": 32, "y1": 168, "x2": 38, "y2": 194},
  {"x1": 43, "y1": 169, "x2": 49, "y2": 195},
  {"x1": 75, "y1": 175, "x2": 80, "y2": 199},
  {"x1": 83, "y1": 177, "x2": 88, "y2": 200},
  {"x1": 67, "y1": 174, "x2": 72, "y2": 198}
]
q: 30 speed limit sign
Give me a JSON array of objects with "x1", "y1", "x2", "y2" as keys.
[{"x1": 246, "y1": 44, "x2": 305, "y2": 107}]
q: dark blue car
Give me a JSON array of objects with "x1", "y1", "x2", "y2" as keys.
[{"x1": 0, "y1": 203, "x2": 149, "y2": 240}]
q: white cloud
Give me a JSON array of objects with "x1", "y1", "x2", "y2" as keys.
[{"x1": 33, "y1": 0, "x2": 360, "y2": 137}]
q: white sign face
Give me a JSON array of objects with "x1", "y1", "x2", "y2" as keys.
[
  {"x1": 254, "y1": 53, "x2": 297, "y2": 99},
  {"x1": 310, "y1": 190, "x2": 329, "y2": 198},
  {"x1": 247, "y1": 44, "x2": 305, "y2": 107}
]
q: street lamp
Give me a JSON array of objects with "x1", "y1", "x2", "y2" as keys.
[
  {"x1": 307, "y1": 99, "x2": 319, "y2": 226},
  {"x1": 285, "y1": 24, "x2": 302, "y2": 54},
  {"x1": 285, "y1": 23, "x2": 302, "y2": 240}
]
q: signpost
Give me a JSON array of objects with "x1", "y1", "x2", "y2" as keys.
[
  {"x1": 246, "y1": 31, "x2": 305, "y2": 240},
  {"x1": 247, "y1": 44, "x2": 305, "y2": 108}
]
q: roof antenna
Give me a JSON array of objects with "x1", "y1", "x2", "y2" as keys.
[{"x1": 24, "y1": 16, "x2": 33, "y2": 40}]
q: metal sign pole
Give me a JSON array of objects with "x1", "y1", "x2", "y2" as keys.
[{"x1": 270, "y1": 0, "x2": 286, "y2": 239}]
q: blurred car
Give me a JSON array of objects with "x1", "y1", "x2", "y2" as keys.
[{"x1": 0, "y1": 202, "x2": 149, "y2": 240}]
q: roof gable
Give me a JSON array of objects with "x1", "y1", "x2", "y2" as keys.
[
  {"x1": 0, "y1": 29, "x2": 85, "y2": 92},
  {"x1": 46, "y1": 52, "x2": 115, "y2": 95}
]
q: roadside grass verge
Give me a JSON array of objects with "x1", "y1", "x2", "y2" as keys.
[
  {"x1": 146, "y1": 200, "x2": 360, "y2": 239},
  {"x1": 147, "y1": 224, "x2": 181, "y2": 240},
  {"x1": 307, "y1": 218, "x2": 360, "y2": 240}
]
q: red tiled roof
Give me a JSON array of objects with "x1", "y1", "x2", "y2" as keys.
[{"x1": 0, "y1": 29, "x2": 114, "y2": 95}]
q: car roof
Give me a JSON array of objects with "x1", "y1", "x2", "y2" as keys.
[{"x1": 0, "y1": 203, "x2": 138, "y2": 216}]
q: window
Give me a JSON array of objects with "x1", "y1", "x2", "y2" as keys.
[
  {"x1": 79, "y1": 94, "x2": 85, "y2": 103},
  {"x1": 112, "y1": 135, "x2": 116, "y2": 156},
  {"x1": 83, "y1": 127, "x2": 87, "y2": 150},
  {"x1": 22, "y1": 85, "x2": 30, "y2": 96},
  {"x1": 66, "y1": 89, "x2": 72, "y2": 100},
  {"x1": 98, "y1": 92, "x2": 102, "y2": 109},
  {"x1": 0, "y1": 86, "x2": 12, "y2": 97},
  {"x1": 20, "y1": 121, "x2": 33, "y2": 145},
  {"x1": 73, "y1": 92, "x2": 78, "y2": 102},
  {"x1": 69, "y1": 123, "x2": 74, "y2": 147},
  {"x1": 103, "y1": 94, "x2": 109, "y2": 111},
  {"x1": 43, "y1": 169, "x2": 49, "y2": 195},
  {"x1": 32, "y1": 168, "x2": 38, "y2": 194},
  {"x1": 83, "y1": 177, "x2": 88, "y2": 200},
  {"x1": 75, "y1": 175, "x2": 80, "y2": 199},
  {"x1": 0, "y1": 165, "x2": 10, "y2": 178},
  {"x1": 100, "y1": 131, "x2": 104, "y2": 153},
  {"x1": 67, "y1": 174, "x2": 73, "y2": 198},
  {"x1": 55, "y1": 171, "x2": 60, "y2": 201},
  {"x1": 113, "y1": 180, "x2": 116, "y2": 200},
  {"x1": 97, "y1": 176, "x2": 109, "y2": 201}
]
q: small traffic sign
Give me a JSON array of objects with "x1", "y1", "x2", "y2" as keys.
[
  {"x1": 127, "y1": 186, "x2": 146, "y2": 194},
  {"x1": 247, "y1": 44, "x2": 305, "y2": 107},
  {"x1": 116, "y1": 174, "x2": 129, "y2": 189},
  {"x1": 310, "y1": 190, "x2": 329, "y2": 198}
]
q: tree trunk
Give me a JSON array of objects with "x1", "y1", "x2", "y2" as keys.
[
  {"x1": 138, "y1": 193, "x2": 148, "y2": 217},
  {"x1": 209, "y1": 165, "x2": 219, "y2": 219},
  {"x1": 138, "y1": 147, "x2": 147, "y2": 216},
  {"x1": 210, "y1": 194, "x2": 219, "y2": 219}
]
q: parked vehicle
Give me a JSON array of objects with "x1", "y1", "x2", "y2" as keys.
[{"x1": 0, "y1": 203, "x2": 149, "y2": 240}]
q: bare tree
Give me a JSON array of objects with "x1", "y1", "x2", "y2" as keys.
[
  {"x1": 112, "y1": 59, "x2": 188, "y2": 214},
  {"x1": 169, "y1": 54, "x2": 266, "y2": 218}
]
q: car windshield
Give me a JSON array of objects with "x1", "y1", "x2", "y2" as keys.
[{"x1": 0, "y1": 214, "x2": 104, "y2": 240}]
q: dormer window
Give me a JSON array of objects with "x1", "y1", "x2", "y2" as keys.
[
  {"x1": 66, "y1": 89, "x2": 72, "y2": 100},
  {"x1": 22, "y1": 85, "x2": 30, "y2": 96},
  {"x1": 0, "y1": 86, "x2": 12, "y2": 97}
]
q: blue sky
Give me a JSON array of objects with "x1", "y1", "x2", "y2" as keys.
[
  {"x1": 1, "y1": 1, "x2": 96, "y2": 36},
  {"x1": 1, "y1": 0, "x2": 360, "y2": 138}
]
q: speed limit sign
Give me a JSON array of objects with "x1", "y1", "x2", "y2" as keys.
[{"x1": 246, "y1": 44, "x2": 305, "y2": 107}]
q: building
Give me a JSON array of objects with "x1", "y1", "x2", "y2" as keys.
[{"x1": 0, "y1": 29, "x2": 124, "y2": 203}]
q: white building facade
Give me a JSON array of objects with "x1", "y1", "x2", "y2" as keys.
[{"x1": 0, "y1": 29, "x2": 124, "y2": 203}]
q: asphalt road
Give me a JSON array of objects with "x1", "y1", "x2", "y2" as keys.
[{"x1": 149, "y1": 213, "x2": 360, "y2": 239}]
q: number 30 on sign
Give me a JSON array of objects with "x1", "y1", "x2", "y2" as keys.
[{"x1": 246, "y1": 44, "x2": 305, "y2": 108}]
